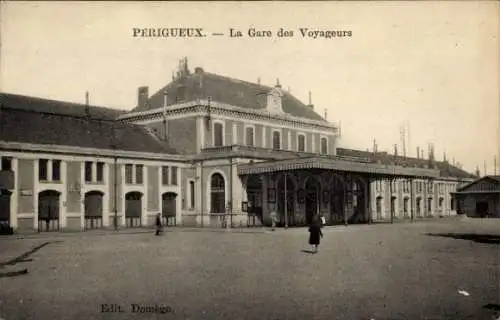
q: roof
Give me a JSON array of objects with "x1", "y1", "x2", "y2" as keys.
[
  {"x1": 336, "y1": 147, "x2": 476, "y2": 179},
  {"x1": 456, "y1": 175, "x2": 500, "y2": 193},
  {"x1": 0, "y1": 92, "x2": 127, "y2": 120},
  {"x1": 0, "y1": 93, "x2": 178, "y2": 155},
  {"x1": 131, "y1": 68, "x2": 328, "y2": 122}
]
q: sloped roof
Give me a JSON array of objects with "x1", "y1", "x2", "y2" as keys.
[
  {"x1": 336, "y1": 147, "x2": 476, "y2": 179},
  {"x1": 0, "y1": 92, "x2": 127, "y2": 120},
  {"x1": 0, "y1": 93, "x2": 178, "y2": 155},
  {"x1": 131, "y1": 68, "x2": 328, "y2": 122},
  {"x1": 456, "y1": 175, "x2": 500, "y2": 192}
]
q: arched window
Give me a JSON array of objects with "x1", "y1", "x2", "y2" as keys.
[
  {"x1": 245, "y1": 126, "x2": 254, "y2": 147},
  {"x1": 297, "y1": 134, "x2": 305, "y2": 152},
  {"x1": 272, "y1": 131, "x2": 281, "y2": 150},
  {"x1": 376, "y1": 196, "x2": 382, "y2": 219},
  {"x1": 213, "y1": 122, "x2": 224, "y2": 147},
  {"x1": 320, "y1": 137, "x2": 328, "y2": 155},
  {"x1": 210, "y1": 173, "x2": 225, "y2": 213}
]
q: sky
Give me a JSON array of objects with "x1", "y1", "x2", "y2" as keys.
[{"x1": 1, "y1": 1, "x2": 499, "y2": 174}]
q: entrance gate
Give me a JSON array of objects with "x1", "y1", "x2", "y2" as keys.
[{"x1": 38, "y1": 190, "x2": 60, "y2": 232}]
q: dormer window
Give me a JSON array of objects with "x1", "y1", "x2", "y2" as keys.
[{"x1": 266, "y1": 87, "x2": 283, "y2": 114}]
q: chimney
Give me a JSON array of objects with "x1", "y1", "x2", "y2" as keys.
[
  {"x1": 163, "y1": 89, "x2": 168, "y2": 108},
  {"x1": 85, "y1": 91, "x2": 91, "y2": 118},
  {"x1": 138, "y1": 86, "x2": 149, "y2": 109},
  {"x1": 394, "y1": 144, "x2": 398, "y2": 156},
  {"x1": 324, "y1": 108, "x2": 328, "y2": 120},
  {"x1": 421, "y1": 149, "x2": 424, "y2": 160},
  {"x1": 443, "y1": 151, "x2": 447, "y2": 162},
  {"x1": 308, "y1": 91, "x2": 314, "y2": 109},
  {"x1": 373, "y1": 140, "x2": 378, "y2": 153},
  {"x1": 257, "y1": 77, "x2": 261, "y2": 85},
  {"x1": 275, "y1": 78, "x2": 281, "y2": 89},
  {"x1": 475, "y1": 166, "x2": 480, "y2": 178},
  {"x1": 417, "y1": 146, "x2": 420, "y2": 159}
]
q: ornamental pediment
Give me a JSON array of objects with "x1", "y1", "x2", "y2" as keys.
[{"x1": 266, "y1": 87, "x2": 284, "y2": 114}]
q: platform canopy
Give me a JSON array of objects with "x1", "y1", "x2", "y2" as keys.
[{"x1": 238, "y1": 156, "x2": 441, "y2": 179}]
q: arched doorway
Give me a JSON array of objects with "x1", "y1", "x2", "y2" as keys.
[
  {"x1": 84, "y1": 191, "x2": 104, "y2": 229},
  {"x1": 38, "y1": 190, "x2": 60, "y2": 232},
  {"x1": 375, "y1": 196, "x2": 383, "y2": 220},
  {"x1": 125, "y1": 191, "x2": 142, "y2": 227},
  {"x1": 162, "y1": 192, "x2": 177, "y2": 226},
  {"x1": 416, "y1": 197, "x2": 422, "y2": 217},
  {"x1": 276, "y1": 174, "x2": 296, "y2": 227},
  {"x1": 305, "y1": 177, "x2": 321, "y2": 225},
  {"x1": 246, "y1": 175, "x2": 263, "y2": 226},
  {"x1": 330, "y1": 176, "x2": 345, "y2": 225},
  {"x1": 0, "y1": 189, "x2": 12, "y2": 232},
  {"x1": 210, "y1": 173, "x2": 226, "y2": 214},
  {"x1": 349, "y1": 179, "x2": 366, "y2": 224}
]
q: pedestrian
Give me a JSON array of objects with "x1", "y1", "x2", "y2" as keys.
[
  {"x1": 155, "y1": 213, "x2": 162, "y2": 236},
  {"x1": 270, "y1": 207, "x2": 277, "y2": 231},
  {"x1": 319, "y1": 213, "x2": 326, "y2": 227},
  {"x1": 308, "y1": 218, "x2": 323, "y2": 253}
]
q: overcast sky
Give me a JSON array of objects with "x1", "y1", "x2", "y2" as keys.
[{"x1": 1, "y1": 1, "x2": 498, "y2": 174}]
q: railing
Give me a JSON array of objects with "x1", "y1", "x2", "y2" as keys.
[
  {"x1": 162, "y1": 215, "x2": 177, "y2": 227},
  {"x1": 201, "y1": 145, "x2": 375, "y2": 163},
  {"x1": 125, "y1": 216, "x2": 141, "y2": 228},
  {"x1": 84, "y1": 216, "x2": 103, "y2": 229},
  {"x1": 38, "y1": 218, "x2": 60, "y2": 232}
]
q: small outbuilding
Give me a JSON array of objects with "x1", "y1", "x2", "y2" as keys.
[{"x1": 452, "y1": 176, "x2": 500, "y2": 217}]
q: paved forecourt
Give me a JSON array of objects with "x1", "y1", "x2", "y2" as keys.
[{"x1": 0, "y1": 219, "x2": 499, "y2": 320}]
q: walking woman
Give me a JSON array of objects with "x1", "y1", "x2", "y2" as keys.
[
  {"x1": 308, "y1": 217, "x2": 323, "y2": 253},
  {"x1": 155, "y1": 213, "x2": 162, "y2": 236}
]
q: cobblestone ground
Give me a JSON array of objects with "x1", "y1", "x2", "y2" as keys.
[{"x1": 0, "y1": 219, "x2": 499, "y2": 320}]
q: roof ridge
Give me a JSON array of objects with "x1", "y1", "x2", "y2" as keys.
[
  {"x1": 1, "y1": 105, "x2": 121, "y2": 123},
  {"x1": 0, "y1": 92, "x2": 129, "y2": 114},
  {"x1": 201, "y1": 72, "x2": 273, "y2": 91}
]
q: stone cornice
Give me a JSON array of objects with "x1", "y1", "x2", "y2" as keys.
[
  {"x1": 119, "y1": 99, "x2": 337, "y2": 131},
  {"x1": 0, "y1": 141, "x2": 188, "y2": 163}
]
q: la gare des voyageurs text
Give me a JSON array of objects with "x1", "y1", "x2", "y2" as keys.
[{"x1": 132, "y1": 27, "x2": 353, "y2": 39}]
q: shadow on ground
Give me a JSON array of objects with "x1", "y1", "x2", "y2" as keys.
[
  {"x1": 0, "y1": 240, "x2": 61, "y2": 278},
  {"x1": 300, "y1": 249, "x2": 317, "y2": 254},
  {"x1": 426, "y1": 233, "x2": 500, "y2": 244}
]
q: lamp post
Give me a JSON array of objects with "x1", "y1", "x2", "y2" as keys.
[{"x1": 284, "y1": 173, "x2": 288, "y2": 229}]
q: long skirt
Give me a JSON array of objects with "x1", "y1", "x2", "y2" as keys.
[{"x1": 309, "y1": 232, "x2": 321, "y2": 245}]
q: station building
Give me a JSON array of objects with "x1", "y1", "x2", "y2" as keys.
[{"x1": 0, "y1": 60, "x2": 476, "y2": 232}]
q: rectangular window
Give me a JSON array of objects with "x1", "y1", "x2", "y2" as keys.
[
  {"x1": 125, "y1": 164, "x2": 133, "y2": 184},
  {"x1": 162, "y1": 166, "x2": 169, "y2": 185},
  {"x1": 52, "y1": 160, "x2": 61, "y2": 182},
  {"x1": 96, "y1": 162, "x2": 104, "y2": 182},
  {"x1": 171, "y1": 166, "x2": 178, "y2": 185},
  {"x1": 298, "y1": 135, "x2": 305, "y2": 152},
  {"x1": 85, "y1": 161, "x2": 93, "y2": 182},
  {"x1": 1, "y1": 157, "x2": 12, "y2": 171},
  {"x1": 39, "y1": 159, "x2": 48, "y2": 181},
  {"x1": 320, "y1": 137, "x2": 328, "y2": 155},
  {"x1": 245, "y1": 127, "x2": 254, "y2": 147},
  {"x1": 272, "y1": 131, "x2": 281, "y2": 150},
  {"x1": 135, "y1": 164, "x2": 143, "y2": 184},
  {"x1": 189, "y1": 180, "x2": 195, "y2": 209}
]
